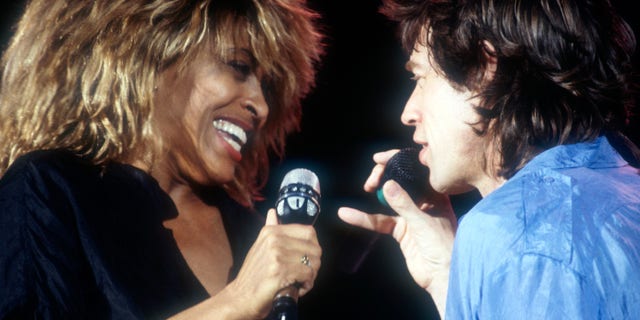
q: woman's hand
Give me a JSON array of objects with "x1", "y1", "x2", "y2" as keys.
[{"x1": 220, "y1": 209, "x2": 322, "y2": 319}]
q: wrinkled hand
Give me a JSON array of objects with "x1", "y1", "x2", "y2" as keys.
[
  {"x1": 338, "y1": 149, "x2": 456, "y2": 290},
  {"x1": 222, "y1": 209, "x2": 321, "y2": 319}
]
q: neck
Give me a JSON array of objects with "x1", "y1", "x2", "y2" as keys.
[{"x1": 475, "y1": 176, "x2": 506, "y2": 198}]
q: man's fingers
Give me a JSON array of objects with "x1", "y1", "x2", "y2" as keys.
[
  {"x1": 373, "y1": 149, "x2": 400, "y2": 163},
  {"x1": 364, "y1": 164, "x2": 386, "y2": 192},
  {"x1": 382, "y1": 180, "x2": 422, "y2": 218},
  {"x1": 364, "y1": 149, "x2": 401, "y2": 192},
  {"x1": 337, "y1": 207, "x2": 397, "y2": 234}
]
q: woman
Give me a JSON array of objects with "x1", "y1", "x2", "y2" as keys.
[{"x1": 0, "y1": 0, "x2": 324, "y2": 319}]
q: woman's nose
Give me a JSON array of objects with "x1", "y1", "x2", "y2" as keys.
[{"x1": 243, "y1": 77, "x2": 269, "y2": 122}]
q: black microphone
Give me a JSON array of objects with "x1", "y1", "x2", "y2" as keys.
[
  {"x1": 271, "y1": 168, "x2": 321, "y2": 320},
  {"x1": 376, "y1": 147, "x2": 430, "y2": 208}
]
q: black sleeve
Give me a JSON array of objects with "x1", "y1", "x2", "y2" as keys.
[{"x1": 0, "y1": 159, "x2": 106, "y2": 319}]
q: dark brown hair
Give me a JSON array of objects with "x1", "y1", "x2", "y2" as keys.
[{"x1": 381, "y1": 0, "x2": 636, "y2": 177}]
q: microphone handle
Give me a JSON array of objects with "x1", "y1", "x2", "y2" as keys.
[{"x1": 272, "y1": 284, "x2": 300, "y2": 320}]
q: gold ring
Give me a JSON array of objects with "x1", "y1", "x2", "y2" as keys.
[{"x1": 300, "y1": 254, "x2": 311, "y2": 267}]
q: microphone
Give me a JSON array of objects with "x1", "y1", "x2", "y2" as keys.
[
  {"x1": 271, "y1": 168, "x2": 321, "y2": 320},
  {"x1": 376, "y1": 147, "x2": 430, "y2": 208},
  {"x1": 275, "y1": 168, "x2": 321, "y2": 225}
]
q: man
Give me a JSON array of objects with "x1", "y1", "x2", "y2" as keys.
[{"x1": 338, "y1": 0, "x2": 640, "y2": 318}]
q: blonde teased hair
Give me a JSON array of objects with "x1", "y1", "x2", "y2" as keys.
[{"x1": 0, "y1": 0, "x2": 324, "y2": 206}]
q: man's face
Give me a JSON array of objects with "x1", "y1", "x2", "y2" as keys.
[{"x1": 401, "y1": 42, "x2": 497, "y2": 196}]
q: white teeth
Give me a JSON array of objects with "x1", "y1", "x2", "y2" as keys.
[
  {"x1": 223, "y1": 136, "x2": 242, "y2": 152},
  {"x1": 213, "y1": 119, "x2": 248, "y2": 152}
]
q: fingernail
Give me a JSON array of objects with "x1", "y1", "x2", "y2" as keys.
[{"x1": 384, "y1": 180, "x2": 399, "y2": 198}]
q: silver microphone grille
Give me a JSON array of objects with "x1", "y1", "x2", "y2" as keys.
[{"x1": 280, "y1": 168, "x2": 321, "y2": 195}]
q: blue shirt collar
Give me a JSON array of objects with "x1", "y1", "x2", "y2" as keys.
[{"x1": 515, "y1": 136, "x2": 628, "y2": 179}]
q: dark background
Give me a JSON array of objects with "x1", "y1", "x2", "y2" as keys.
[{"x1": 1, "y1": 1, "x2": 637, "y2": 319}]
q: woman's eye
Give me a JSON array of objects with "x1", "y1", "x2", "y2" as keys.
[{"x1": 228, "y1": 60, "x2": 252, "y2": 78}]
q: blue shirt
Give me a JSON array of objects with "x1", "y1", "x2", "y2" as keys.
[{"x1": 446, "y1": 136, "x2": 640, "y2": 319}]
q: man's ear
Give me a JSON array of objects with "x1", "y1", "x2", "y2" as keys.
[{"x1": 481, "y1": 40, "x2": 497, "y2": 82}]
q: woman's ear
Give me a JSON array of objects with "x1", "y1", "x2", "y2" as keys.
[{"x1": 481, "y1": 40, "x2": 497, "y2": 82}]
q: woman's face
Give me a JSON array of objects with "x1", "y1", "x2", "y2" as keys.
[{"x1": 153, "y1": 45, "x2": 269, "y2": 187}]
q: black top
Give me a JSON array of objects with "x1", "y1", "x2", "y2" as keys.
[{"x1": 0, "y1": 150, "x2": 264, "y2": 319}]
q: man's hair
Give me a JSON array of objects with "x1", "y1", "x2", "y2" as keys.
[
  {"x1": 0, "y1": 0, "x2": 324, "y2": 205},
  {"x1": 381, "y1": 0, "x2": 636, "y2": 177}
]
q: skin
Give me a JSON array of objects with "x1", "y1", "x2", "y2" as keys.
[
  {"x1": 151, "y1": 47, "x2": 268, "y2": 187},
  {"x1": 141, "y1": 42, "x2": 322, "y2": 320},
  {"x1": 338, "y1": 41, "x2": 504, "y2": 319}
]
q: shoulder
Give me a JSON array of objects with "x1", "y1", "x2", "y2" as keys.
[
  {"x1": 458, "y1": 154, "x2": 640, "y2": 271},
  {"x1": 9, "y1": 149, "x2": 90, "y2": 168},
  {"x1": 1, "y1": 149, "x2": 105, "y2": 213},
  {"x1": 0, "y1": 150, "x2": 99, "y2": 314},
  {"x1": 1, "y1": 149, "x2": 98, "y2": 187},
  {"x1": 455, "y1": 166, "x2": 581, "y2": 274},
  {"x1": 0, "y1": 148, "x2": 105, "y2": 225},
  {"x1": 1, "y1": 149, "x2": 162, "y2": 202},
  {"x1": 0, "y1": 149, "x2": 170, "y2": 229}
]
